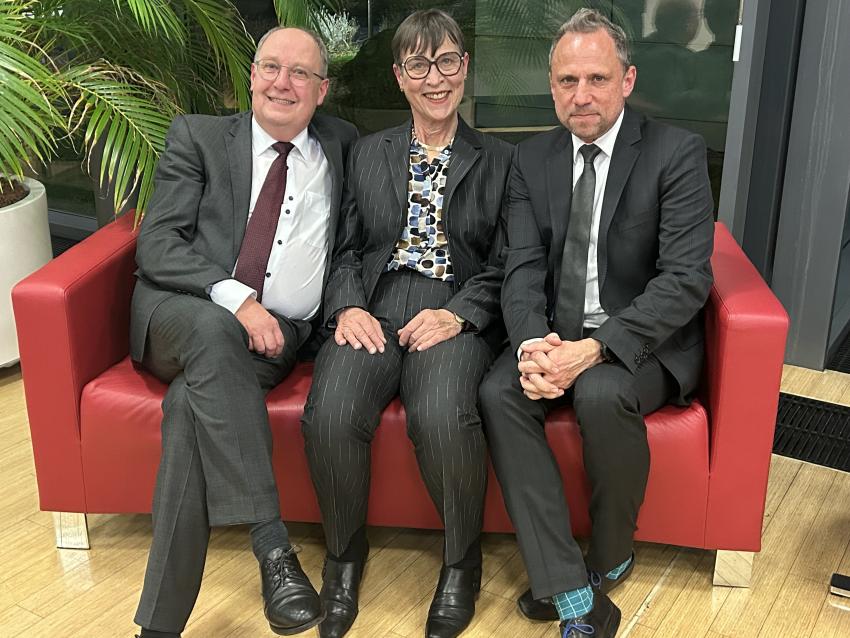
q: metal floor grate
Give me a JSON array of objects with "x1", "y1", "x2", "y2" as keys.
[
  {"x1": 51, "y1": 235, "x2": 79, "y2": 258},
  {"x1": 774, "y1": 393, "x2": 850, "y2": 472}
]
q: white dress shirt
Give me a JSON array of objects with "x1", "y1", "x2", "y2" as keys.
[
  {"x1": 209, "y1": 117, "x2": 332, "y2": 321},
  {"x1": 518, "y1": 109, "x2": 624, "y2": 358}
]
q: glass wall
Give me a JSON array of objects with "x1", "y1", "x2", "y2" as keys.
[
  {"x1": 44, "y1": 0, "x2": 739, "y2": 221},
  {"x1": 321, "y1": 0, "x2": 739, "y2": 212}
]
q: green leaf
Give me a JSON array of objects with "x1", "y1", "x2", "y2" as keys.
[
  {"x1": 181, "y1": 0, "x2": 254, "y2": 111},
  {"x1": 64, "y1": 63, "x2": 178, "y2": 218},
  {"x1": 113, "y1": 0, "x2": 187, "y2": 42}
]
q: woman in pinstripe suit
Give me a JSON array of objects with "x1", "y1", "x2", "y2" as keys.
[{"x1": 301, "y1": 9, "x2": 512, "y2": 638}]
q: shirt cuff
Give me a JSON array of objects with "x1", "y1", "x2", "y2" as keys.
[
  {"x1": 209, "y1": 279, "x2": 256, "y2": 314},
  {"x1": 517, "y1": 337, "x2": 544, "y2": 360}
]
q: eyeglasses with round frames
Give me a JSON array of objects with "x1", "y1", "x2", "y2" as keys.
[
  {"x1": 401, "y1": 52, "x2": 464, "y2": 79},
  {"x1": 254, "y1": 59, "x2": 325, "y2": 85}
]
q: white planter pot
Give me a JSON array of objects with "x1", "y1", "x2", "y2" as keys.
[{"x1": 1, "y1": 177, "x2": 51, "y2": 367}]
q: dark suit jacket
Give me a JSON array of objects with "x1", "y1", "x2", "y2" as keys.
[
  {"x1": 130, "y1": 110, "x2": 358, "y2": 362},
  {"x1": 502, "y1": 106, "x2": 714, "y2": 402},
  {"x1": 323, "y1": 117, "x2": 513, "y2": 349}
]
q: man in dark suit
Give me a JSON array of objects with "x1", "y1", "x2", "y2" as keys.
[
  {"x1": 130, "y1": 27, "x2": 357, "y2": 638},
  {"x1": 479, "y1": 9, "x2": 714, "y2": 638}
]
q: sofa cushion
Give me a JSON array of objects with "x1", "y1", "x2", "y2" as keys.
[{"x1": 81, "y1": 357, "x2": 709, "y2": 546}]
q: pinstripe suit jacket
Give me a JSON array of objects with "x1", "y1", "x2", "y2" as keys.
[
  {"x1": 502, "y1": 107, "x2": 714, "y2": 403},
  {"x1": 130, "y1": 110, "x2": 358, "y2": 362},
  {"x1": 323, "y1": 117, "x2": 513, "y2": 348}
]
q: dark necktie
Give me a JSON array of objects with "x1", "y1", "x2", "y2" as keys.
[
  {"x1": 234, "y1": 141, "x2": 294, "y2": 304},
  {"x1": 553, "y1": 143, "x2": 602, "y2": 340}
]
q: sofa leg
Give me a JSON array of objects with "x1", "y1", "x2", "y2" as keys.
[
  {"x1": 53, "y1": 512, "x2": 90, "y2": 549},
  {"x1": 713, "y1": 549, "x2": 754, "y2": 587}
]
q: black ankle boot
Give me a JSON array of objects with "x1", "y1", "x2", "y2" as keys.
[
  {"x1": 318, "y1": 546, "x2": 368, "y2": 638},
  {"x1": 425, "y1": 564, "x2": 481, "y2": 638}
]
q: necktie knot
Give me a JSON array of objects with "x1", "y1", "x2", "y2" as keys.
[
  {"x1": 272, "y1": 141, "x2": 294, "y2": 158},
  {"x1": 579, "y1": 143, "x2": 601, "y2": 166}
]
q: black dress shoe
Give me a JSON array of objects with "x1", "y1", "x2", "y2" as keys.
[
  {"x1": 588, "y1": 553, "x2": 634, "y2": 595},
  {"x1": 518, "y1": 554, "x2": 635, "y2": 622},
  {"x1": 260, "y1": 546, "x2": 325, "y2": 636},
  {"x1": 558, "y1": 592, "x2": 621, "y2": 638},
  {"x1": 425, "y1": 565, "x2": 481, "y2": 638},
  {"x1": 318, "y1": 550, "x2": 368, "y2": 638},
  {"x1": 517, "y1": 588, "x2": 558, "y2": 622}
]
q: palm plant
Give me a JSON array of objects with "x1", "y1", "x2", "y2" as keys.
[{"x1": 0, "y1": 0, "x2": 254, "y2": 221}]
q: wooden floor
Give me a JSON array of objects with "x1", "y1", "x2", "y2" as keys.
[{"x1": 1, "y1": 363, "x2": 849, "y2": 637}]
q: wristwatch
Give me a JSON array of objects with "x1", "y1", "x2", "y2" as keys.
[
  {"x1": 452, "y1": 312, "x2": 467, "y2": 330},
  {"x1": 599, "y1": 341, "x2": 616, "y2": 363}
]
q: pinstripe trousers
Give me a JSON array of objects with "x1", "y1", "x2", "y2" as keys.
[{"x1": 302, "y1": 270, "x2": 493, "y2": 565}]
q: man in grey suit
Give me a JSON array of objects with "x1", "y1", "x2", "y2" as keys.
[
  {"x1": 130, "y1": 27, "x2": 357, "y2": 638},
  {"x1": 479, "y1": 9, "x2": 714, "y2": 638}
]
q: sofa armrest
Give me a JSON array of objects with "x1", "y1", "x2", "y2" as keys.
[
  {"x1": 12, "y1": 213, "x2": 137, "y2": 512},
  {"x1": 702, "y1": 222, "x2": 789, "y2": 550}
]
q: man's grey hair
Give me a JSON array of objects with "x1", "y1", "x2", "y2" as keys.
[
  {"x1": 549, "y1": 8, "x2": 631, "y2": 70},
  {"x1": 254, "y1": 26, "x2": 329, "y2": 77}
]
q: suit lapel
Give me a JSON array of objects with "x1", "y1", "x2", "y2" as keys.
[
  {"x1": 547, "y1": 128, "x2": 573, "y2": 295},
  {"x1": 443, "y1": 118, "x2": 480, "y2": 212},
  {"x1": 598, "y1": 107, "x2": 642, "y2": 290},
  {"x1": 309, "y1": 117, "x2": 344, "y2": 259},
  {"x1": 225, "y1": 113, "x2": 253, "y2": 263},
  {"x1": 383, "y1": 122, "x2": 411, "y2": 217}
]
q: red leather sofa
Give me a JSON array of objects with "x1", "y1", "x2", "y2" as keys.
[{"x1": 12, "y1": 214, "x2": 788, "y2": 582}]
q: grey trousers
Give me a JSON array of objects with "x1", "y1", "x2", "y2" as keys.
[
  {"x1": 302, "y1": 270, "x2": 493, "y2": 565},
  {"x1": 479, "y1": 346, "x2": 674, "y2": 599},
  {"x1": 133, "y1": 293, "x2": 308, "y2": 633}
]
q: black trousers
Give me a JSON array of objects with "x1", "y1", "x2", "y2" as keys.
[
  {"x1": 302, "y1": 270, "x2": 493, "y2": 565},
  {"x1": 479, "y1": 346, "x2": 674, "y2": 599},
  {"x1": 134, "y1": 293, "x2": 309, "y2": 633}
]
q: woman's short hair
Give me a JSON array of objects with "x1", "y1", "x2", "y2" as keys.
[{"x1": 392, "y1": 9, "x2": 464, "y2": 65}]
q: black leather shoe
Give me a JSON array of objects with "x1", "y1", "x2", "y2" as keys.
[
  {"x1": 425, "y1": 565, "x2": 481, "y2": 638},
  {"x1": 588, "y1": 553, "x2": 634, "y2": 595},
  {"x1": 318, "y1": 550, "x2": 368, "y2": 638},
  {"x1": 518, "y1": 554, "x2": 635, "y2": 622},
  {"x1": 260, "y1": 546, "x2": 325, "y2": 636},
  {"x1": 558, "y1": 592, "x2": 621, "y2": 637},
  {"x1": 517, "y1": 588, "x2": 558, "y2": 622}
]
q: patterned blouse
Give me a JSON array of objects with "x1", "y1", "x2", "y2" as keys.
[{"x1": 385, "y1": 131, "x2": 455, "y2": 282}]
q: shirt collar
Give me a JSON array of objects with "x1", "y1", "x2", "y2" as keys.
[
  {"x1": 570, "y1": 108, "x2": 625, "y2": 164},
  {"x1": 251, "y1": 115, "x2": 311, "y2": 160}
]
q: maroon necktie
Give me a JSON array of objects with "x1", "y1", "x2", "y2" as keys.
[{"x1": 234, "y1": 141, "x2": 294, "y2": 303}]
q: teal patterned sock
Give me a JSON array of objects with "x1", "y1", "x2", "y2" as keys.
[
  {"x1": 606, "y1": 554, "x2": 633, "y2": 579},
  {"x1": 552, "y1": 584, "x2": 594, "y2": 620}
]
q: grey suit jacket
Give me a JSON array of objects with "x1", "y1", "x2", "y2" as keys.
[
  {"x1": 322, "y1": 117, "x2": 513, "y2": 348},
  {"x1": 130, "y1": 110, "x2": 358, "y2": 362},
  {"x1": 502, "y1": 106, "x2": 714, "y2": 402}
]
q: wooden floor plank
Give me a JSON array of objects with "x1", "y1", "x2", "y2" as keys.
[
  {"x1": 629, "y1": 548, "x2": 703, "y2": 629},
  {"x1": 811, "y1": 595, "x2": 850, "y2": 638},
  {"x1": 756, "y1": 576, "x2": 828, "y2": 638},
  {"x1": 789, "y1": 469, "x2": 850, "y2": 583},
  {"x1": 643, "y1": 551, "x2": 729, "y2": 638},
  {"x1": 0, "y1": 603, "x2": 42, "y2": 637}
]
